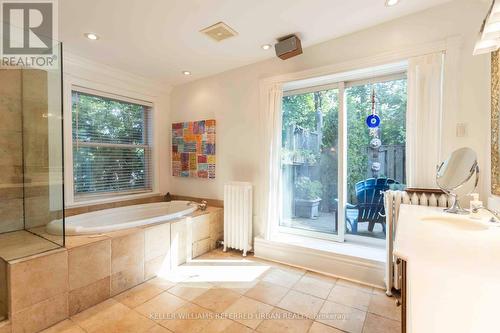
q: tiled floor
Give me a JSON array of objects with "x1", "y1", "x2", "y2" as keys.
[{"x1": 41, "y1": 248, "x2": 400, "y2": 333}]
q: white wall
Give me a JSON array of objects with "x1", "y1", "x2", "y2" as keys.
[
  {"x1": 169, "y1": 0, "x2": 491, "y2": 236},
  {"x1": 62, "y1": 52, "x2": 172, "y2": 205}
]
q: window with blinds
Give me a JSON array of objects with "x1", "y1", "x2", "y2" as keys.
[{"x1": 72, "y1": 89, "x2": 153, "y2": 198}]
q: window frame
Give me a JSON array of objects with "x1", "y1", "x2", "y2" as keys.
[
  {"x1": 64, "y1": 83, "x2": 159, "y2": 207},
  {"x1": 278, "y1": 68, "x2": 408, "y2": 244}
]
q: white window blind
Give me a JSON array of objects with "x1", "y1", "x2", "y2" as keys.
[{"x1": 72, "y1": 89, "x2": 153, "y2": 198}]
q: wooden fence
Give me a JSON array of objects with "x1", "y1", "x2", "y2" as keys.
[{"x1": 367, "y1": 144, "x2": 406, "y2": 184}]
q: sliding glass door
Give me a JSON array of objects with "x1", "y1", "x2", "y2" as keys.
[
  {"x1": 279, "y1": 86, "x2": 343, "y2": 241},
  {"x1": 279, "y1": 74, "x2": 407, "y2": 242},
  {"x1": 344, "y1": 77, "x2": 407, "y2": 240}
]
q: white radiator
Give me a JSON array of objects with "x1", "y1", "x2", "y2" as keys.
[
  {"x1": 223, "y1": 182, "x2": 253, "y2": 256},
  {"x1": 384, "y1": 190, "x2": 450, "y2": 295}
]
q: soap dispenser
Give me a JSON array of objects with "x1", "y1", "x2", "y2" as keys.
[{"x1": 470, "y1": 193, "x2": 483, "y2": 219}]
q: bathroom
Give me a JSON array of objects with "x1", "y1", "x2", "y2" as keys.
[{"x1": 0, "y1": 0, "x2": 498, "y2": 332}]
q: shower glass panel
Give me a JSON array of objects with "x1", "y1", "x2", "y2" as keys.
[
  {"x1": 22, "y1": 47, "x2": 65, "y2": 242},
  {"x1": 0, "y1": 39, "x2": 64, "y2": 320}
]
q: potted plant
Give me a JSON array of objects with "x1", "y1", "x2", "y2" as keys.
[{"x1": 294, "y1": 177, "x2": 323, "y2": 218}]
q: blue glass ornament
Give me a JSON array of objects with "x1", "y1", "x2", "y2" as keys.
[{"x1": 366, "y1": 114, "x2": 380, "y2": 128}]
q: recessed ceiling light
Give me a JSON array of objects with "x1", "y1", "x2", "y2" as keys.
[
  {"x1": 261, "y1": 44, "x2": 272, "y2": 50},
  {"x1": 84, "y1": 33, "x2": 99, "y2": 40},
  {"x1": 385, "y1": 0, "x2": 400, "y2": 7},
  {"x1": 182, "y1": 71, "x2": 192, "y2": 76}
]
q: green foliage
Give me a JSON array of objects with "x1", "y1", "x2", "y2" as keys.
[
  {"x1": 282, "y1": 89, "x2": 338, "y2": 133},
  {"x1": 282, "y1": 148, "x2": 319, "y2": 165},
  {"x1": 72, "y1": 92, "x2": 146, "y2": 144},
  {"x1": 282, "y1": 79, "x2": 407, "y2": 208},
  {"x1": 282, "y1": 94, "x2": 316, "y2": 131},
  {"x1": 295, "y1": 177, "x2": 323, "y2": 200},
  {"x1": 72, "y1": 92, "x2": 150, "y2": 195},
  {"x1": 319, "y1": 150, "x2": 338, "y2": 209},
  {"x1": 345, "y1": 80, "x2": 407, "y2": 200}
]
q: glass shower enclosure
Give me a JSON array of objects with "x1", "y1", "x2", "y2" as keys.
[{"x1": 0, "y1": 40, "x2": 64, "y2": 321}]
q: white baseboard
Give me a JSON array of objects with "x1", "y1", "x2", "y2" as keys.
[{"x1": 254, "y1": 236, "x2": 385, "y2": 288}]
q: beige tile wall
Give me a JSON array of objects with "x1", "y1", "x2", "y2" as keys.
[
  {"x1": 192, "y1": 213, "x2": 212, "y2": 258},
  {"x1": 7, "y1": 249, "x2": 68, "y2": 333},
  {"x1": 143, "y1": 223, "x2": 171, "y2": 280},
  {"x1": 171, "y1": 194, "x2": 223, "y2": 208},
  {"x1": 69, "y1": 277, "x2": 110, "y2": 317},
  {"x1": 68, "y1": 239, "x2": 111, "y2": 316},
  {"x1": 171, "y1": 219, "x2": 189, "y2": 268},
  {"x1": 110, "y1": 230, "x2": 145, "y2": 296},
  {"x1": 0, "y1": 70, "x2": 23, "y2": 234},
  {"x1": 0, "y1": 258, "x2": 6, "y2": 321},
  {"x1": 22, "y1": 70, "x2": 53, "y2": 231},
  {"x1": 65, "y1": 195, "x2": 165, "y2": 217},
  {"x1": 11, "y1": 293, "x2": 67, "y2": 333},
  {"x1": 0, "y1": 69, "x2": 60, "y2": 234},
  {"x1": 209, "y1": 208, "x2": 224, "y2": 250},
  {"x1": 190, "y1": 208, "x2": 224, "y2": 258},
  {"x1": 0, "y1": 320, "x2": 10, "y2": 333},
  {"x1": 64, "y1": 194, "x2": 221, "y2": 218}
]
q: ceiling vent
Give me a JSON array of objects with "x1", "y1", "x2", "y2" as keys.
[{"x1": 200, "y1": 22, "x2": 238, "y2": 42}]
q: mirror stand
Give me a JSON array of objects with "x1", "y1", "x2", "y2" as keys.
[
  {"x1": 444, "y1": 193, "x2": 469, "y2": 215},
  {"x1": 436, "y1": 147, "x2": 479, "y2": 215}
]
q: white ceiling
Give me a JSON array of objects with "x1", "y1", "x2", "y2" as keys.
[{"x1": 59, "y1": 0, "x2": 451, "y2": 86}]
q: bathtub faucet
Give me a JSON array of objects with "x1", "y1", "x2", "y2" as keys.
[
  {"x1": 188, "y1": 200, "x2": 208, "y2": 211},
  {"x1": 199, "y1": 200, "x2": 208, "y2": 211}
]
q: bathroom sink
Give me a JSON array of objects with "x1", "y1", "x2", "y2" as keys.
[{"x1": 420, "y1": 215, "x2": 489, "y2": 231}]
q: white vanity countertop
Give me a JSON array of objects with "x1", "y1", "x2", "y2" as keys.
[{"x1": 394, "y1": 204, "x2": 500, "y2": 333}]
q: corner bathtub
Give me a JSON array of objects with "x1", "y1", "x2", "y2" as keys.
[{"x1": 46, "y1": 200, "x2": 198, "y2": 236}]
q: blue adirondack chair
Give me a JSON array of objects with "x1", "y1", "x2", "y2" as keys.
[{"x1": 346, "y1": 177, "x2": 398, "y2": 234}]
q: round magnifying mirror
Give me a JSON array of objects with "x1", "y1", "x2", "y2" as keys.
[{"x1": 436, "y1": 147, "x2": 479, "y2": 214}]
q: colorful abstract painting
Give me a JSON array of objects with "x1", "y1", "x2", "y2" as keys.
[{"x1": 172, "y1": 119, "x2": 216, "y2": 178}]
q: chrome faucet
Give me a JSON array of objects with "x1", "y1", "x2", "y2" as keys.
[
  {"x1": 198, "y1": 200, "x2": 208, "y2": 211},
  {"x1": 187, "y1": 200, "x2": 208, "y2": 211},
  {"x1": 472, "y1": 206, "x2": 500, "y2": 223}
]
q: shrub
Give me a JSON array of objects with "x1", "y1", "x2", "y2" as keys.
[{"x1": 295, "y1": 177, "x2": 323, "y2": 200}]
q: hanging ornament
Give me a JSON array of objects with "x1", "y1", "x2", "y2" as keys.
[
  {"x1": 366, "y1": 114, "x2": 380, "y2": 128},
  {"x1": 367, "y1": 88, "x2": 382, "y2": 178},
  {"x1": 370, "y1": 138, "x2": 382, "y2": 149},
  {"x1": 366, "y1": 88, "x2": 380, "y2": 129}
]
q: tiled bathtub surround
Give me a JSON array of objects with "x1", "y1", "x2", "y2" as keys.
[
  {"x1": 0, "y1": 259, "x2": 6, "y2": 321},
  {"x1": 0, "y1": 231, "x2": 59, "y2": 262},
  {"x1": 0, "y1": 206, "x2": 223, "y2": 333},
  {"x1": 8, "y1": 250, "x2": 69, "y2": 333},
  {"x1": 64, "y1": 195, "x2": 166, "y2": 217},
  {"x1": 63, "y1": 193, "x2": 223, "y2": 218},
  {"x1": 68, "y1": 238, "x2": 111, "y2": 315},
  {"x1": 67, "y1": 207, "x2": 223, "y2": 317}
]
